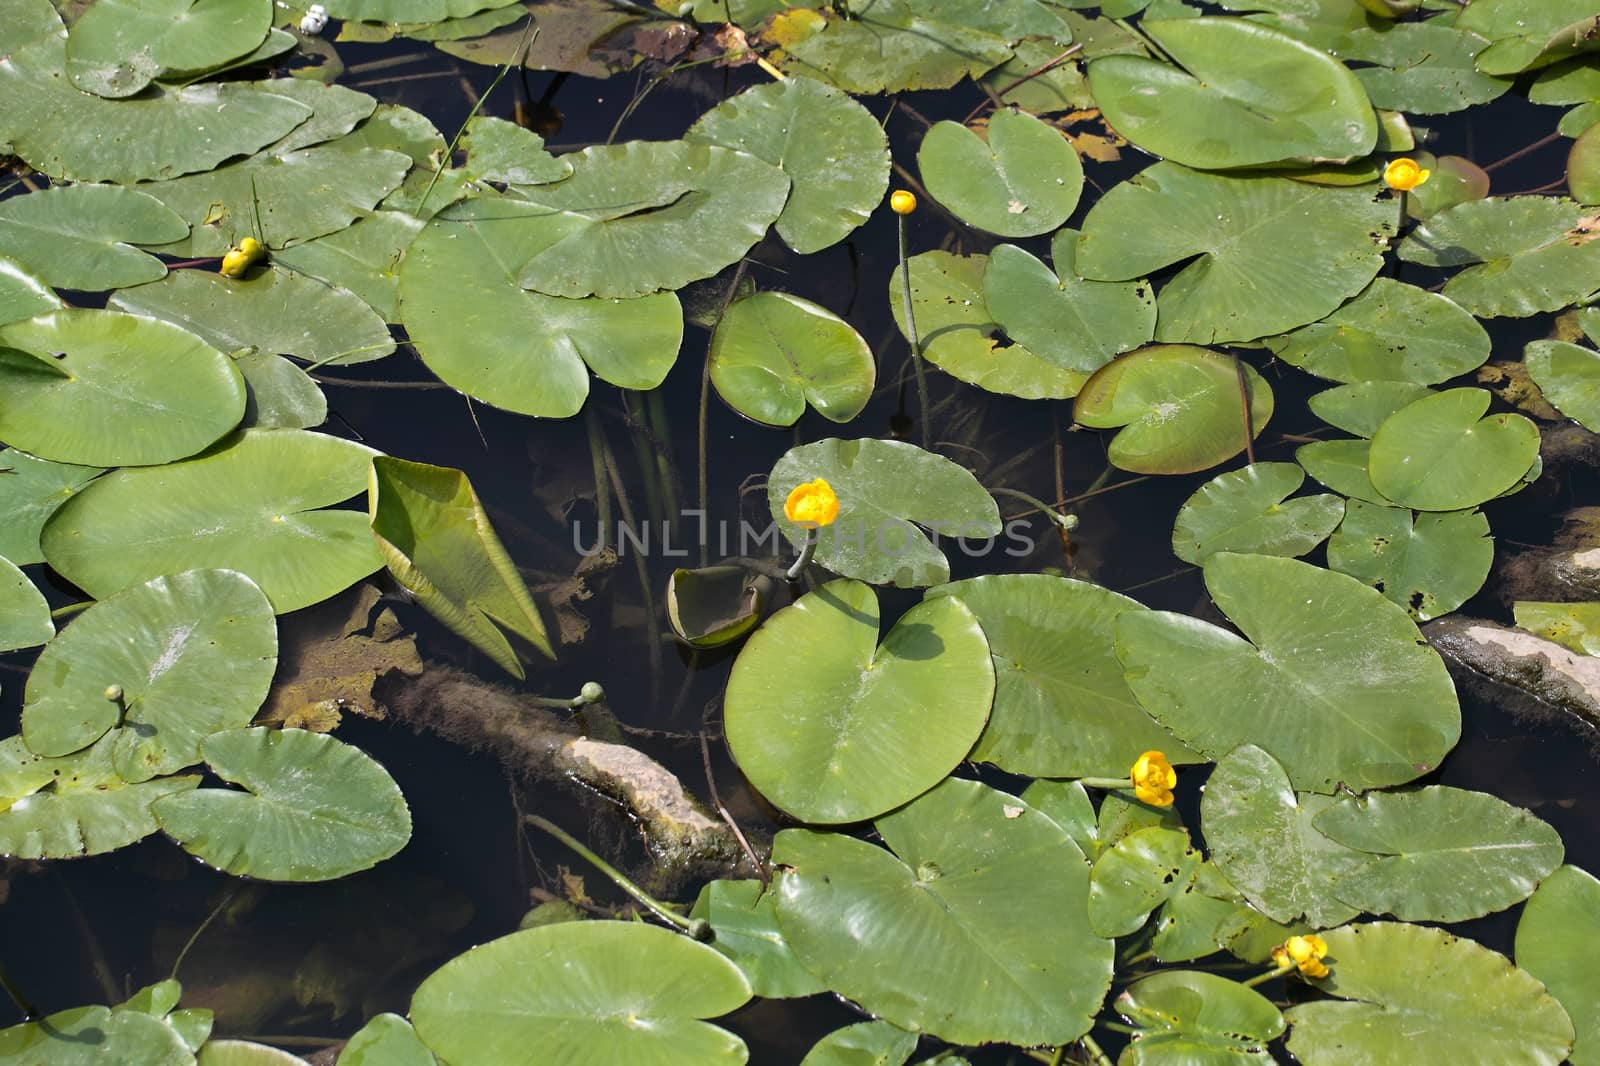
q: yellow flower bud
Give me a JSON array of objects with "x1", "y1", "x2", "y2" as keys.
[
  {"x1": 1382, "y1": 157, "x2": 1430, "y2": 191},
  {"x1": 1130, "y1": 749, "x2": 1177, "y2": 807},
  {"x1": 238, "y1": 237, "x2": 264, "y2": 260},
  {"x1": 219, "y1": 248, "x2": 252, "y2": 278},
  {"x1": 889, "y1": 190, "x2": 917, "y2": 215},
  {"x1": 784, "y1": 477, "x2": 839, "y2": 528}
]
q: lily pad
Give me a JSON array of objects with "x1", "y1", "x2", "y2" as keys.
[
  {"x1": 337, "y1": 1014, "x2": 439, "y2": 1066},
  {"x1": 1114, "y1": 552, "x2": 1460, "y2": 793},
  {"x1": 1573, "y1": 122, "x2": 1600, "y2": 205},
  {"x1": 0, "y1": 1002, "x2": 195, "y2": 1065},
  {"x1": 23, "y1": 569, "x2": 276, "y2": 784},
  {"x1": 1077, "y1": 164, "x2": 1393, "y2": 344},
  {"x1": 399, "y1": 195, "x2": 683, "y2": 419},
  {"x1": 687, "y1": 77, "x2": 889, "y2": 254},
  {"x1": 1367, "y1": 388, "x2": 1541, "y2": 511},
  {"x1": 1073, "y1": 345, "x2": 1274, "y2": 475},
  {"x1": 1172, "y1": 463, "x2": 1344, "y2": 565},
  {"x1": 65, "y1": 0, "x2": 271, "y2": 98},
  {"x1": 1263, "y1": 278, "x2": 1490, "y2": 384},
  {"x1": 1088, "y1": 825, "x2": 1203, "y2": 938},
  {"x1": 1116, "y1": 970, "x2": 1285, "y2": 1064},
  {"x1": 410, "y1": 921, "x2": 751, "y2": 1066},
  {"x1": 1314, "y1": 785, "x2": 1564, "y2": 922},
  {"x1": 774, "y1": 777, "x2": 1113, "y2": 1046},
  {"x1": 765, "y1": 438, "x2": 1003, "y2": 587},
  {"x1": 983, "y1": 233, "x2": 1156, "y2": 374},
  {"x1": 369, "y1": 457, "x2": 554, "y2": 678},
  {"x1": 1527, "y1": 339, "x2": 1600, "y2": 430},
  {"x1": 917, "y1": 109, "x2": 1082, "y2": 238},
  {"x1": 1516, "y1": 865, "x2": 1600, "y2": 1065},
  {"x1": 723, "y1": 579, "x2": 993, "y2": 824},
  {"x1": 1285, "y1": 923, "x2": 1575, "y2": 1066},
  {"x1": 930, "y1": 573, "x2": 1196, "y2": 778},
  {"x1": 1326, "y1": 501, "x2": 1493, "y2": 620},
  {"x1": 1513, "y1": 601, "x2": 1600, "y2": 656},
  {"x1": 152, "y1": 726, "x2": 411, "y2": 881},
  {"x1": 798, "y1": 1022, "x2": 915, "y2": 1066},
  {"x1": 0, "y1": 308, "x2": 245, "y2": 467},
  {"x1": 460, "y1": 115, "x2": 572, "y2": 186},
  {"x1": 41, "y1": 428, "x2": 383, "y2": 613},
  {"x1": 665, "y1": 566, "x2": 767, "y2": 650},
  {"x1": 232, "y1": 350, "x2": 326, "y2": 430},
  {"x1": 0, "y1": 255, "x2": 60, "y2": 326},
  {"x1": 320, "y1": 0, "x2": 522, "y2": 24},
  {"x1": 0, "y1": 448, "x2": 102, "y2": 566},
  {"x1": 708, "y1": 292, "x2": 875, "y2": 427},
  {"x1": 1456, "y1": 0, "x2": 1600, "y2": 75},
  {"x1": 0, "y1": 183, "x2": 187, "y2": 291},
  {"x1": 1295, "y1": 438, "x2": 1392, "y2": 504},
  {"x1": 1307, "y1": 381, "x2": 1433, "y2": 438},
  {"x1": 1343, "y1": 22, "x2": 1511, "y2": 115},
  {"x1": 690, "y1": 879, "x2": 826, "y2": 1000},
  {"x1": 270, "y1": 211, "x2": 422, "y2": 324},
  {"x1": 0, "y1": 556, "x2": 51, "y2": 653}
]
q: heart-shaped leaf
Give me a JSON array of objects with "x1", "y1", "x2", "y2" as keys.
[
  {"x1": 1307, "y1": 381, "x2": 1434, "y2": 437},
  {"x1": 1296, "y1": 438, "x2": 1392, "y2": 504},
  {"x1": 460, "y1": 115, "x2": 571, "y2": 186},
  {"x1": 1326, "y1": 501, "x2": 1493, "y2": 620},
  {"x1": 1456, "y1": 0, "x2": 1600, "y2": 75},
  {"x1": 690, "y1": 879, "x2": 825, "y2": 1000},
  {"x1": 709, "y1": 292, "x2": 874, "y2": 427},
  {"x1": 1172, "y1": 462, "x2": 1344, "y2": 565},
  {"x1": 917, "y1": 109, "x2": 1082, "y2": 238},
  {"x1": 232, "y1": 350, "x2": 327, "y2": 430},
  {"x1": 337, "y1": 1014, "x2": 439, "y2": 1066},
  {"x1": 0, "y1": 254, "x2": 60, "y2": 327},
  {"x1": 1344, "y1": 22, "x2": 1511, "y2": 115},
  {"x1": 1089, "y1": 825, "x2": 1202, "y2": 938},
  {"x1": 0, "y1": 184, "x2": 187, "y2": 291},
  {"x1": 1516, "y1": 865, "x2": 1600, "y2": 1065},
  {"x1": 1367, "y1": 388, "x2": 1541, "y2": 510},
  {"x1": 65, "y1": 0, "x2": 271, "y2": 98},
  {"x1": 0, "y1": 1002, "x2": 196, "y2": 1064},
  {"x1": 1527, "y1": 339, "x2": 1600, "y2": 431}
]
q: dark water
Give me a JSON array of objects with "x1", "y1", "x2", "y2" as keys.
[{"x1": 1, "y1": 27, "x2": 1596, "y2": 1065}]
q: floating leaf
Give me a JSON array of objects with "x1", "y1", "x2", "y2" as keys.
[
  {"x1": 1116, "y1": 970, "x2": 1285, "y2": 1064},
  {"x1": 199, "y1": 1041, "x2": 310, "y2": 1066},
  {"x1": 687, "y1": 77, "x2": 890, "y2": 254},
  {"x1": 231, "y1": 350, "x2": 326, "y2": 430},
  {"x1": 798, "y1": 1022, "x2": 916, "y2": 1066},
  {"x1": 690, "y1": 879, "x2": 826, "y2": 1000},
  {"x1": 917, "y1": 109, "x2": 1081, "y2": 238},
  {"x1": 1090, "y1": 17, "x2": 1376, "y2": 168},
  {"x1": 765, "y1": 438, "x2": 1003, "y2": 587},
  {"x1": 153, "y1": 726, "x2": 410, "y2": 881},
  {"x1": 0, "y1": 448, "x2": 101, "y2": 566},
  {"x1": 1517, "y1": 865, "x2": 1600, "y2": 1065},
  {"x1": 65, "y1": 0, "x2": 271, "y2": 98},
  {"x1": 1456, "y1": 0, "x2": 1600, "y2": 75},
  {"x1": 708, "y1": 292, "x2": 875, "y2": 427},
  {"x1": 1527, "y1": 339, "x2": 1600, "y2": 430},
  {"x1": 0, "y1": 255, "x2": 60, "y2": 326},
  {"x1": 1314, "y1": 786, "x2": 1564, "y2": 922},
  {"x1": 270, "y1": 211, "x2": 421, "y2": 323},
  {"x1": 1307, "y1": 381, "x2": 1433, "y2": 438},
  {"x1": 724, "y1": 579, "x2": 992, "y2": 823},
  {"x1": 1172, "y1": 463, "x2": 1344, "y2": 566},
  {"x1": 1367, "y1": 388, "x2": 1541, "y2": 511},
  {"x1": 41, "y1": 429, "x2": 382, "y2": 613},
  {"x1": 0, "y1": 308, "x2": 245, "y2": 467},
  {"x1": 111, "y1": 266, "x2": 396, "y2": 366},
  {"x1": 983, "y1": 233, "x2": 1156, "y2": 374},
  {"x1": 1077, "y1": 164, "x2": 1393, "y2": 344},
  {"x1": 930, "y1": 573, "x2": 1195, "y2": 778},
  {"x1": 23, "y1": 570, "x2": 276, "y2": 783},
  {"x1": 1514, "y1": 601, "x2": 1600, "y2": 656},
  {"x1": 0, "y1": 556, "x2": 51, "y2": 653},
  {"x1": 460, "y1": 115, "x2": 571, "y2": 186},
  {"x1": 0, "y1": 1002, "x2": 195, "y2": 1065},
  {"x1": 1089, "y1": 825, "x2": 1202, "y2": 938},
  {"x1": 337, "y1": 1014, "x2": 439, "y2": 1066},
  {"x1": 1115, "y1": 552, "x2": 1460, "y2": 793},
  {"x1": 0, "y1": 184, "x2": 187, "y2": 291},
  {"x1": 1263, "y1": 278, "x2": 1489, "y2": 384},
  {"x1": 399, "y1": 195, "x2": 682, "y2": 419},
  {"x1": 1404, "y1": 153, "x2": 1492, "y2": 220},
  {"x1": 1344, "y1": 22, "x2": 1510, "y2": 115},
  {"x1": 1285, "y1": 923, "x2": 1575, "y2": 1066},
  {"x1": 665, "y1": 566, "x2": 767, "y2": 650},
  {"x1": 1073, "y1": 345, "x2": 1273, "y2": 475},
  {"x1": 774, "y1": 778, "x2": 1112, "y2": 1046},
  {"x1": 1295, "y1": 438, "x2": 1391, "y2": 504},
  {"x1": 320, "y1": 0, "x2": 524, "y2": 25},
  {"x1": 1326, "y1": 501, "x2": 1492, "y2": 620},
  {"x1": 410, "y1": 921, "x2": 751, "y2": 1066},
  {"x1": 369, "y1": 457, "x2": 553, "y2": 678}
]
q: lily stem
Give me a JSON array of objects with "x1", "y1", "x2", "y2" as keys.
[
  {"x1": 583, "y1": 403, "x2": 613, "y2": 551},
  {"x1": 0, "y1": 961, "x2": 35, "y2": 1021},
  {"x1": 988, "y1": 487, "x2": 1078, "y2": 531},
  {"x1": 524, "y1": 814, "x2": 708, "y2": 939},
  {"x1": 896, "y1": 211, "x2": 931, "y2": 449},
  {"x1": 785, "y1": 527, "x2": 819, "y2": 582},
  {"x1": 1242, "y1": 961, "x2": 1295, "y2": 988},
  {"x1": 1081, "y1": 1033, "x2": 1114, "y2": 1066}
]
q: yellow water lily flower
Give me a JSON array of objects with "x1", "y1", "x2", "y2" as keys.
[
  {"x1": 1272, "y1": 934, "x2": 1330, "y2": 979},
  {"x1": 784, "y1": 478, "x2": 839, "y2": 528},
  {"x1": 1130, "y1": 750, "x2": 1177, "y2": 807},
  {"x1": 1382, "y1": 158, "x2": 1430, "y2": 191},
  {"x1": 220, "y1": 236, "x2": 266, "y2": 279},
  {"x1": 890, "y1": 190, "x2": 917, "y2": 215}
]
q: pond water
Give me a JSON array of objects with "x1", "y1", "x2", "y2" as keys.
[{"x1": 1, "y1": 7, "x2": 1598, "y2": 1064}]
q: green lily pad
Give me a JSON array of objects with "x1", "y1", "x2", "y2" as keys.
[
  {"x1": 708, "y1": 292, "x2": 875, "y2": 427},
  {"x1": 1115, "y1": 552, "x2": 1460, "y2": 793},
  {"x1": 0, "y1": 308, "x2": 245, "y2": 467},
  {"x1": 510, "y1": 141, "x2": 789, "y2": 299},
  {"x1": 1116, "y1": 970, "x2": 1285, "y2": 1064},
  {"x1": 246, "y1": 79, "x2": 377, "y2": 155},
  {"x1": 0, "y1": 556, "x2": 51, "y2": 653},
  {"x1": 1314, "y1": 786, "x2": 1564, "y2": 922},
  {"x1": 980, "y1": 37, "x2": 1093, "y2": 114},
  {"x1": 1148, "y1": 863, "x2": 1261, "y2": 965},
  {"x1": 690, "y1": 879, "x2": 826, "y2": 1000},
  {"x1": 983, "y1": 233, "x2": 1156, "y2": 374},
  {"x1": 1202, "y1": 744, "x2": 1367, "y2": 928},
  {"x1": 1398, "y1": 197, "x2": 1600, "y2": 318},
  {"x1": 1326, "y1": 501, "x2": 1493, "y2": 620},
  {"x1": 41, "y1": 428, "x2": 382, "y2": 613},
  {"x1": 1527, "y1": 339, "x2": 1600, "y2": 430},
  {"x1": 399, "y1": 195, "x2": 683, "y2": 419},
  {"x1": 23, "y1": 569, "x2": 276, "y2": 783},
  {"x1": 1263, "y1": 278, "x2": 1490, "y2": 384},
  {"x1": 320, "y1": 0, "x2": 522, "y2": 24},
  {"x1": 1021, "y1": 779, "x2": 1099, "y2": 860},
  {"x1": 1404, "y1": 153, "x2": 1492, "y2": 221},
  {"x1": 410, "y1": 921, "x2": 751, "y2": 1066},
  {"x1": 1367, "y1": 388, "x2": 1541, "y2": 510},
  {"x1": 1088, "y1": 17, "x2": 1376, "y2": 169},
  {"x1": 460, "y1": 115, "x2": 572, "y2": 186},
  {"x1": 369, "y1": 457, "x2": 554, "y2": 678},
  {"x1": 889, "y1": 252, "x2": 1089, "y2": 400},
  {"x1": 798, "y1": 1022, "x2": 915, "y2": 1066},
  {"x1": 0, "y1": 448, "x2": 102, "y2": 566},
  {"x1": 774, "y1": 777, "x2": 1112, "y2": 1046},
  {"x1": 724, "y1": 579, "x2": 992, "y2": 824},
  {"x1": 917, "y1": 108, "x2": 1082, "y2": 238},
  {"x1": 1513, "y1": 601, "x2": 1600, "y2": 656},
  {"x1": 1530, "y1": 57, "x2": 1600, "y2": 104},
  {"x1": 1073, "y1": 345, "x2": 1274, "y2": 475},
  {"x1": 269, "y1": 211, "x2": 421, "y2": 324},
  {"x1": 231, "y1": 350, "x2": 327, "y2": 430},
  {"x1": 0, "y1": 1002, "x2": 195, "y2": 1065},
  {"x1": 1095, "y1": 789, "x2": 1183, "y2": 857},
  {"x1": 1077, "y1": 164, "x2": 1394, "y2": 344},
  {"x1": 0, "y1": 255, "x2": 60, "y2": 326},
  {"x1": 1295, "y1": 438, "x2": 1392, "y2": 504},
  {"x1": 1573, "y1": 122, "x2": 1600, "y2": 205},
  {"x1": 198, "y1": 1041, "x2": 310, "y2": 1066},
  {"x1": 1456, "y1": 0, "x2": 1600, "y2": 75},
  {"x1": 765, "y1": 438, "x2": 1003, "y2": 587},
  {"x1": 1285, "y1": 923, "x2": 1575, "y2": 1066},
  {"x1": 65, "y1": 0, "x2": 271, "y2": 98},
  {"x1": 152, "y1": 726, "x2": 411, "y2": 881},
  {"x1": 665, "y1": 566, "x2": 767, "y2": 650},
  {"x1": 0, "y1": 184, "x2": 188, "y2": 292},
  {"x1": 930, "y1": 573, "x2": 1196, "y2": 778},
  {"x1": 687, "y1": 77, "x2": 889, "y2": 254},
  {"x1": 0, "y1": 731, "x2": 199, "y2": 859},
  {"x1": 111, "y1": 266, "x2": 396, "y2": 367},
  {"x1": 1344, "y1": 22, "x2": 1510, "y2": 115},
  {"x1": 1089, "y1": 825, "x2": 1203, "y2": 938},
  {"x1": 1517, "y1": 865, "x2": 1600, "y2": 1065},
  {"x1": 1172, "y1": 463, "x2": 1344, "y2": 565},
  {"x1": 337, "y1": 1014, "x2": 439, "y2": 1066},
  {"x1": 1307, "y1": 381, "x2": 1434, "y2": 437}
]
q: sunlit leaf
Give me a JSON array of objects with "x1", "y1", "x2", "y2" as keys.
[
  {"x1": 917, "y1": 109, "x2": 1082, "y2": 238},
  {"x1": 461, "y1": 115, "x2": 571, "y2": 186},
  {"x1": 797, "y1": 1022, "x2": 916, "y2": 1066},
  {"x1": 1456, "y1": 0, "x2": 1600, "y2": 75},
  {"x1": 1117, "y1": 970, "x2": 1285, "y2": 1064},
  {"x1": 1307, "y1": 381, "x2": 1433, "y2": 438},
  {"x1": 0, "y1": 447, "x2": 101, "y2": 566},
  {"x1": 0, "y1": 255, "x2": 60, "y2": 327},
  {"x1": 0, "y1": 1003, "x2": 195, "y2": 1065},
  {"x1": 1526, "y1": 339, "x2": 1600, "y2": 430},
  {"x1": 1326, "y1": 501, "x2": 1492, "y2": 620},
  {"x1": 709, "y1": 292, "x2": 875, "y2": 427},
  {"x1": 0, "y1": 556, "x2": 51, "y2": 653},
  {"x1": 337, "y1": 1014, "x2": 439, "y2": 1066},
  {"x1": 1344, "y1": 22, "x2": 1510, "y2": 115},
  {"x1": 1517, "y1": 865, "x2": 1600, "y2": 1065},
  {"x1": 0, "y1": 184, "x2": 187, "y2": 291},
  {"x1": 690, "y1": 879, "x2": 826, "y2": 1000},
  {"x1": 65, "y1": 0, "x2": 271, "y2": 98},
  {"x1": 1367, "y1": 388, "x2": 1541, "y2": 511},
  {"x1": 1171, "y1": 463, "x2": 1343, "y2": 565},
  {"x1": 1514, "y1": 601, "x2": 1600, "y2": 656}
]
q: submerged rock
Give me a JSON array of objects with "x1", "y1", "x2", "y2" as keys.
[{"x1": 1425, "y1": 616, "x2": 1600, "y2": 733}]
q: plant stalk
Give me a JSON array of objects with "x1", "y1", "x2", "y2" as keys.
[
  {"x1": 896, "y1": 212, "x2": 931, "y2": 448},
  {"x1": 525, "y1": 815, "x2": 708, "y2": 939}
]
